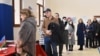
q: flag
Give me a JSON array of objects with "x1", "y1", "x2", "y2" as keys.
[{"x1": 0, "y1": 36, "x2": 6, "y2": 48}]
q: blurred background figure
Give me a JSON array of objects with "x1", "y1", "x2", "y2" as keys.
[
  {"x1": 77, "y1": 18, "x2": 85, "y2": 50},
  {"x1": 54, "y1": 13, "x2": 65, "y2": 56},
  {"x1": 42, "y1": 8, "x2": 59, "y2": 56},
  {"x1": 85, "y1": 19, "x2": 94, "y2": 48},
  {"x1": 58, "y1": 16, "x2": 68, "y2": 56},
  {"x1": 98, "y1": 20, "x2": 100, "y2": 47},
  {"x1": 16, "y1": 9, "x2": 36, "y2": 56},
  {"x1": 91, "y1": 18, "x2": 99, "y2": 48},
  {"x1": 67, "y1": 18, "x2": 75, "y2": 51}
]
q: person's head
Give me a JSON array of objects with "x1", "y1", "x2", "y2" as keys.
[
  {"x1": 44, "y1": 8, "x2": 52, "y2": 18},
  {"x1": 63, "y1": 16, "x2": 67, "y2": 20},
  {"x1": 69, "y1": 20, "x2": 73, "y2": 25},
  {"x1": 87, "y1": 19, "x2": 91, "y2": 25},
  {"x1": 54, "y1": 13, "x2": 59, "y2": 19},
  {"x1": 20, "y1": 8, "x2": 33, "y2": 21},
  {"x1": 67, "y1": 17, "x2": 71, "y2": 22},
  {"x1": 78, "y1": 18, "x2": 83, "y2": 23},
  {"x1": 93, "y1": 17, "x2": 97, "y2": 22},
  {"x1": 69, "y1": 20, "x2": 74, "y2": 29}
]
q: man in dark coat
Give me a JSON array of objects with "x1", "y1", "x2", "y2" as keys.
[
  {"x1": 98, "y1": 20, "x2": 100, "y2": 46},
  {"x1": 54, "y1": 13, "x2": 65, "y2": 56},
  {"x1": 59, "y1": 16, "x2": 68, "y2": 56},
  {"x1": 92, "y1": 18, "x2": 99, "y2": 48},
  {"x1": 48, "y1": 22, "x2": 61, "y2": 44},
  {"x1": 85, "y1": 19, "x2": 94, "y2": 48}
]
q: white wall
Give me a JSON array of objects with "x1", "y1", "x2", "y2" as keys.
[
  {"x1": 22, "y1": 0, "x2": 37, "y2": 16},
  {"x1": 46, "y1": 0, "x2": 100, "y2": 19},
  {"x1": 45, "y1": 0, "x2": 100, "y2": 40},
  {"x1": 0, "y1": 0, "x2": 12, "y2": 5}
]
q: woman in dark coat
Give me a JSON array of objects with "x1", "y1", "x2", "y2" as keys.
[
  {"x1": 77, "y1": 18, "x2": 85, "y2": 50},
  {"x1": 16, "y1": 9, "x2": 36, "y2": 56}
]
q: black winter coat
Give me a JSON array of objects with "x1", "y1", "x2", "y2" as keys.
[{"x1": 48, "y1": 22, "x2": 61, "y2": 44}]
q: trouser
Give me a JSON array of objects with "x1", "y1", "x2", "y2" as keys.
[
  {"x1": 93, "y1": 37, "x2": 98, "y2": 47},
  {"x1": 79, "y1": 45, "x2": 83, "y2": 49},
  {"x1": 97, "y1": 36, "x2": 100, "y2": 47},
  {"x1": 98, "y1": 38, "x2": 100, "y2": 46},
  {"x1": 69, "y1": 45, "x2": 73, "y2": 50},
  {"x1": 59, "y1": 43, "x2": 68, "y2": 55},
  {"x1": 44, "y1": 36, "x2": 58, "y2": 56},
  {"x1": 86, "y1": 38, "x2": 92, "y2": 47}
]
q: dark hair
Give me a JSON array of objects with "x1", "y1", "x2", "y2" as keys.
[
  {"x1": 69, "y1": 21, "x2": 75, "y2": 30},
  {"x1": 43, "y1": 8, "x2": 51, "y2": 13},
  {"x1": 55, "y1": 13, "x2": 59, "y2": 17},
  {"x1": 62, "y1": 16, "x2": 66, "y2": 19}
]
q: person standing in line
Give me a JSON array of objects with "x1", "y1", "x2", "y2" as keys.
[
  {"x1": 16, "y1": 9, "x2": 37, "y2": 56},
  {"x1": 91, "y1": 18, "x2": 99, "y2": 48},
  {"x1": 77, "y1": 18, "x2": 85, "y2": 50},
  {"x1": 42, "y1": 8, "x2": 58, "y2": 56},
  {"x1": 85, "y1": 19, "x2": 94, "y2": 48},
  {"x1": 54, "y1": 13, "x2": 64, "y2": 56},
  {"x1": 59, "y1": 16, "x2": 68, "y2": 56},
  {"x1": 63, "y1": 17, "x2": 69, "y2": 48},
  {"x1": 67, "y1": 18, "x2": 75, "y2": 51},
  {"x1": 98, "y1": 20, "x2": 100, "y2": 47}
]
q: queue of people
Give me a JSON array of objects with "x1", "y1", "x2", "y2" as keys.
[
  {"x1": 15, "y1": 8, "x2": 100, "y2": 56},
  {"x1": 42, "y1": 8, "x2": 100, "y2": 56}
]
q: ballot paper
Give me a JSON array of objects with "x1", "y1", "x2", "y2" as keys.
[
  {"x1": 0, "y1": 47, "x2": 7, "y2": 51},
  {"x1": 8, "y1": 44, "x2": 16, "y2": 47}
]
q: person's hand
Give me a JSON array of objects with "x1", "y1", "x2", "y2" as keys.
[
  {"x1": 16, "y1": 40, "x2": 22, "y2": 48},
  {"x1": 86, "y1": 29, "x2": 89, "y2": 32},
  {"x1": 16, "y1": 47, "x2": 23, "y2": 54},
  {"x1": 96, "y1": 33, "x2": 98, "y2": 36},
  {"x1": 46, "y1": 30, "x2": 52, "y2": 35}
]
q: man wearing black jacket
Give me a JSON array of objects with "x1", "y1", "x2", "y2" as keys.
[
  {"x1": 97, "y1": 20, "x2": 100, "y2": 47},
  {"x1": 92, "y1": 18, "x2": 99, "y2": 48},
  {"x1": 55, "y1": 13, "x2": 68, "y2": 56}
]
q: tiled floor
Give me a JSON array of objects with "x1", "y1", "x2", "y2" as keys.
[{"x1": 58, "y1": 45, "x2": 100, "y2": 56}]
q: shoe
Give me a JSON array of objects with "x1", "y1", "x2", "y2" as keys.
[
  {"x1": 69, "y1": 49, "x2": 73, "y2": 51},
  {"x1": 59, "y1": 54, "x2": 62, "y2": 56},
  {"x1": 85, "y1": 46, "x2": 88, "y2": 48},
  {"x1": 78, "y1": 48, "x2": 83, "y2": 51},
  {"x1": 92, "y1": 46, "x2": 97, "y2": 48},
  {"x1": 69, "y1": 49, "x2": 71, "y2": 51}
]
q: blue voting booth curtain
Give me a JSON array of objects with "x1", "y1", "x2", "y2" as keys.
[{"x1": 0, "y1": 4, "x2": 13, "y2": 40}]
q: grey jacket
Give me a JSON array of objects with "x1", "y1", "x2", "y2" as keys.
[
  {"x1": 67, "y1": 24, "x2": 75, "y2": 45},
  {"x1": 19, "y1": 17, "x2": 36, "y2": 56}
]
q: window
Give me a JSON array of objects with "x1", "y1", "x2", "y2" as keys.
[
  {"x1": 12, "y1": 0, "x2": 22, "y2": 27},
  {"x1": 37, "y1": 0, "x2": 44, "y2": 27}
]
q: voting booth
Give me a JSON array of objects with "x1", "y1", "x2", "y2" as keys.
[{"x1": 0, "y1": 1, "x2": 13, "y2": 40}]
